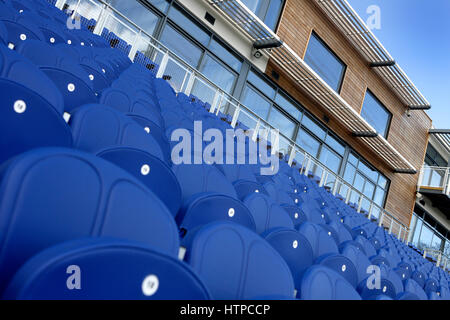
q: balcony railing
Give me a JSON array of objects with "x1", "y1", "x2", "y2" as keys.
[
  {"x1": 418, "y1": 166, "x2": 450, "y2": 196},
  {"x1": 54, "y1": 0, "x2": 410, "y2": 241},
  {"x1": 423, "y1": 248, "x2": 450, "y2": 271}
]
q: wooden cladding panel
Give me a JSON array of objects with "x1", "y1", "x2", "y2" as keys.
[{"x1": 267, "y1": 0, "x2": 432, "y2": 226}]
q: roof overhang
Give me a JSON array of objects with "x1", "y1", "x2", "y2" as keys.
[
  {"x1": 313, "y1": 0, "x2": 430, "y2": 110},
  {"x1": 429, "y1": 129, "x2": 450, "y2": 154},
  {"x1": 206, "y1": 0, "x2": 417, "y2": 173}
]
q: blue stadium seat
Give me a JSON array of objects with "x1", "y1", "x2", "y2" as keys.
[
  {"x1": 16, "y1": 40, "x2": 97, "y2": 112},
  {"x1": 300, "y1": 265, "x2": 361, "y2": 300},
  {"x1": 0, "y1": 148, "x2": 179, "y2": 294},
  {"x1": 98, "y1": 147, "x2": 182, "y2": 217},
  {"x1": 262, "y1": 228, "x2": 314, "y2": 294},
  {"x1": 173, "y1": 163, "x2": 238, "y2": 205},
  {"x1": 184, "y1": 222, "x2": 295, "y2": 300},
  {"x1": 403, "y1": 279, "x2": 428, "y2": 300},
  {"x1": 243, "y1": 193, "x2": 294, "y2": 234},
  {"x1": 3, "y1": 238, "x2": 211, "y2": 300},
  {"x1": 0, "y1": 21, "x2": 7, "y2": 44},
  {"x1": 177, "y1": 193, "x2": 256, "y2": 237},
  {"x1": 0, "y1": 45, "x2": 72, "y2": 165},
  {"x1": 70, "y1": 104, "x2": 164, "y2": 161}
]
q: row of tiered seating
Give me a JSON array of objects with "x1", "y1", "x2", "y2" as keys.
[{"x1": 0, "y1": 0, "x2": 448, "y2": 300}]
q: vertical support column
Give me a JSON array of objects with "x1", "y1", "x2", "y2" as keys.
[
  {"x1": 367, "y1": 203, "x2": 373, "y2": 220},
  {"x1": 332, "y1": 179, "x2": 339, "y2": 196},
  {"x1": 156, "y1": 51, "x2": 169, "y2": 79},
  {"x1": 357, "y1": 196, "x2": 363, "y2": 213},
  {"x1": 231, "y1": 105, "x2": 240, "y2": 128},
  {"x1": 423, "y1": 249, "x2": 427, "y2": 259},
  {"x1": 55, "y1": 0, "x2": 67, "y2": 10},
  {"x1": 184, "y1": 72, "x2": 196, "y2": 96},
  {"x1": 288, "y1": 148, "x2": 296, "y2": 167},
  {"x1": 71, "y1": 0, "x2": 81, "y2": 19},
  {"x1": 252, "y1": 119, "x2": 261, "y2": 142},
  {"x1": 345, "y1": 188, "x2": 351, "y2": 204},
  {"x1": 304, "y1": 157, "x2": 312, "y2": 178},
  {"x1": 93, "y1": 4, "x2": 108, "y2": 35},
  {"x1": 436, "y1": 253, "x2": 442, "y2": 267},
  {"x1": 128, "y1": 30, "x2": 141, "y2": 61},
  {"x1": 378, "y1": 211, "x2": 385, "y2": 227},
  {"x1": 397, "y1": 225, "x2": 402, "y2": 240},
  {"x1": 388, "y1": 219, "x2": 393, "y2": 234},
  {"x1": 210, "y1": 91, "x2": 221, "y2": 114},
  {"x1": 319, "y1": 170, "x2": 327, "y2": 188}
]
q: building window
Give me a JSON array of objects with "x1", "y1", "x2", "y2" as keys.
[
  {"x1": 240, "y1": 0, "x2": 284, "y2": 30},
  {"x1": 304, "y1": 32, "x2": 346, "y2": 92},
  {"x1": 360, "y1": 90, "x2": 392, "y2": 138},
  {"x1": 342, "y1": 152, "x2": 390, "y2": 210}
]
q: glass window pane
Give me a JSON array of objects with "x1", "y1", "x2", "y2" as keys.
[
  {"x1": 267, "y1": 107, "x2": 296, "y2": 139},
  {"x1": 147, "y1": 0, "x2": 170, "y2": 13},
  {"x1": 353, "y1": 173, "x2": 365, "y2": 193},
  {"x1": 160, "y1": 24, "x2": 202, "y2": 67},
  {"x1": 319, "y1": 146, "x2": 342, "y2": 173},
  {"x1": 373, "y1": 187, "x2": 386, "y2": 206},
  {"x1": 302, "y1": 115, "x2": 326, "y2": 140},
  {"x1": 325, "y1": 134, "x2": 345, "y2": 155},
  {"x1": 378, "y1": 175, "x2": 388, "y2": 189},
  {"x1": 241, "y1": 86, "x2": 271, "y2": 120},
  {"x1": 240, "y1": 0, "x2": 265, "y2": 13},
  {"x1": 412, "y1": 219, "x2": 422, "y2": 246},
  {"x1": 344, "y1": 163, "x2": 356, "y2": 184},
  {"x1": 358, "y1": 160, "x2": 379, "y2": 183},
  {"x1": 247, "y1": 71, "x2": 276, "y2": 99},
  {"x1": 348, "y1": 153, "x2": 358, "y2": 166},
  {"x1": 296, "y1": 128, "x2": 320, "y2": 157},
  {"x1": 168, "y1": 6, "x2": 210, "y2": 46},
  {"x1": 360, "y1": 91, "x2": 391, "y2": 138},
  {"x1": 209, "y1": 38, "x2": 242, "y2": 72},
  {"x1": 198, "y1": 54, "x2": 236, "y2": 94},
  {"x1": 363, "y1": 181, "x2": 375, "y2": 199},
  {"x1": 264, "y1": 0, "x2": 283, "y2": 30},
  {"x1": 419, "y1": 224, "x2": 434, "y2": 248},
  {"x1": 107, "y1": 0, "x2": 160, "y2": 35},
  {"x1": 274, "y1": 93, "x2": 302, "y2": 120},
  {"x1": 304, "y1": 33, "x2": 346, "y2": 92},
  {"x1": 431, "y1": 234, "x2": 443, "y2": 251}
]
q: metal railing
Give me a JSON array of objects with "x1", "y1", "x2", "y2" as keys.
[
  {"x1": 417, "y1": 166, "x2": 450, "y2": 196},
  {"x1": 423, "y1": 248, "x2": 450, "y2": 271},
  {"x1": 54, "y1": 0, "x2": 410, "y2": 241}
]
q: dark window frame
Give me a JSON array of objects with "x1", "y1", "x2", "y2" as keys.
[
  {"x1": 305, "y1": 31, "x2": 347, "y2": 94},
  {"x1": 361, "y1": 89, "x2": 393, "y2": 139}
]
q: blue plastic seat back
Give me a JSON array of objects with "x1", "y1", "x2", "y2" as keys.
[
  {"x1": 341, "y1": 242, "x2": 372, "y2": 285},
  {"x1": 233, "y1": 180, "x2": 267, "y2": 201},
  {"x1": 3, "y1": 239, "x2": 210, "y2": 300},
  {"x1": 216, "y1": 163, "x2": 257, "y2": 183},
  {"x1": 185, "y1": 222, "x2": 295, "y2": 300},
  {"x1": 329, "y1": 221, "x2": 353, "y2": 243},
  {"x1": 0, "y1": 21, "x2": 7, "y2": 45},
  {"x1": 0, "y1": 44, "x2": 64, "y2": 113},
  {"x1": 355, "y1": 235, "x2": 377, "y2": 258},
  {"x1": 70, "y1": 104, "x2": 164, "y2": 161},
  {"x1": 316, "y1": 253, "x2": 358, "y2": 288},
  {"x1": 172, "y1": 163, "x2": 238, "y2": 205},
  {"x1": 127, "y1": 114, "x2": 171, "y2": 163},
  {"x1": 0, "y1": 7, "x2": 46, "y2": 45},
  {"x1": 243, "y1": 193, "x2": 294, "y2": 235},
  {"x1": 178, "y1": 193, "x2": 256, "y2": 237},
  {"x1": 300, "y1": 265, "x2": 361, "y2": 300},
  {"x1": 281, "y1": 205, "x2": 307, "y2": 228},
  {"x1": 424, "y1": 278, "x2": 439, "y2": 294},
  {"x1": 100, "y1": 88, "x2": 164, "y2": 128},
  {"x1": 16, "y1": 40, "x2": 97, "y2": 112},
  {"x1": 297, "y1": 222, "x2": 338, "y2": 259},
  {"x1": 98, "y1": 147, "x2": 182, "y2": 217},
  {"x1": 263, "y1": 228, "x2": 314, "y2": 290},
  {"x1": 357, "y1": 276, "x2": 396, "y2": 300},
  {"x1": 0, "y1": 148, "x2": 179, "y2": 294},
  {"x1": 404, "y1": 279, "x2": 428, "y2": 300}
]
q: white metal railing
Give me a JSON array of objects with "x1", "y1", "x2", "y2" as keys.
[
  {"x1": 417, "y1": 166, "x2": 450, "y2": 196},
  {"x1": 55, "y1": 0, "x2": 410, "y2": 240},
  {"x1": 423, "y1": 248, "x2": 450, "y2": 271}
]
